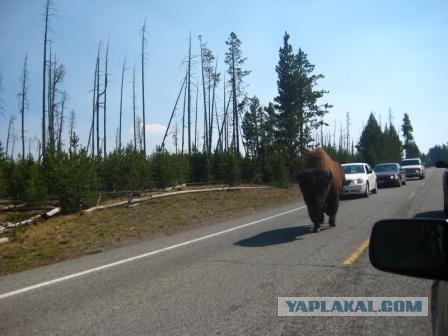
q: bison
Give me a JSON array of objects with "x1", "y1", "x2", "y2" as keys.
[{"x1": 297, "y1": 148, "x2": 345, "y2": 233}]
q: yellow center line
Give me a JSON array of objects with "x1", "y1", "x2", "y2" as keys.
[
  {"x1": 408, "y1": 192, "x2": 416, "y2": 200},
  {"x1": 343, "y1": 239, "x2": 369, "y2": 265}
]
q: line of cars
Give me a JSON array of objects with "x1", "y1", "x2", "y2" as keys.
[
  {"x1": 368, "y1": 161, "x2": 447, "y2": 336},
  {"x1": 340, "y1": 157, "x2": 425, "y2": 197}
]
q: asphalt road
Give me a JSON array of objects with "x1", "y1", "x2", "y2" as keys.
[{"x1": 0, "y1": 168, "x2": 445, "y2": 335}]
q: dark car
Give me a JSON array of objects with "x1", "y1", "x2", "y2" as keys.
[
  {"x1": 373, "y1": 163, "x2": 406, "y2": 187},
  {"x1": 370, "y1": 218, "x2": 448, "y2": 336},
  {"x1": 435, "y1": 161, "x2": 448, "y2": 217}
]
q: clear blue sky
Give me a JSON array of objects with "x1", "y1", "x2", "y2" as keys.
[{"x1": 0, "y1": 0, "x2": 447, "y2": 155}]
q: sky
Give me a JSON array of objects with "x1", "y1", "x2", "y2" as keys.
[{"x1": 0, "y1": 0, "x2": 447, "y2": 156}]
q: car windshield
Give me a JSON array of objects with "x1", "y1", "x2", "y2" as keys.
[
  {"x1": 401, "y1": 160, "x2": 420, "y2": 166},
  {"x1": 342, "y1": 164, "x2": 364, "y2": 174},
  {"x1": 374, "y1": 164, "x2": 398, "y2": 173}
]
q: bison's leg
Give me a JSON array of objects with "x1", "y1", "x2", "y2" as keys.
[
  {"x1": 325, "y1": 189, "x2": 340, "y2": 227},
  {"x1": 307, "y1": 205, "x2": 324, "y2": 232}
]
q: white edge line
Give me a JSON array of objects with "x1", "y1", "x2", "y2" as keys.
[{"x1": 0, "y1": 206, "x2": 306, "y2": 300}]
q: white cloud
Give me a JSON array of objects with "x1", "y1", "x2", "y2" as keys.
[
  {"x1": 145, "y1": 123, "x2": 166, "y2": 135},
  {"x1": 128, "y1": 123, "x2": 167, "y2": 136}
]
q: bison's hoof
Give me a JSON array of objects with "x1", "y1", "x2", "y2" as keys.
[
  {"x1": 329, "y1": 219, "x2": 336, "y2": 227},
  {"x1": 312, "y1": 227, "x2": 321, "y2": 233}
]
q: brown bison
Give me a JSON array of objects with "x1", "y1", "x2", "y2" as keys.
[{"x1": 297, "y1": 148, "x2": 345, "y2": 233}]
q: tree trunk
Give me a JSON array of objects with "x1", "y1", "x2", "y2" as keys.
[
  {"x1": 119, "y1": 56, "x2": 126, "y2": 150},
  {"x1": 19, "y1": 55, "x2": 28, "y2": 159},
  {"x1": 95, "y1": 46, "x2": 100, "y2": 157},
  {"x1": 103, "y1": 40, "x2": 109, "y2": 157},
  {"x1": 41, "y1": 0, "x2": 50, "y2": 153},
  {"x1": 187, "y1": 33, "x2": 192, "y2": 154},
  {"x1": 141, "y1": 21, "x2": 147, "y2": 155},
  {"x1": 199, "y1": 36, "x2": 208, "y2": 153},
  {"x1": 162, "y1": 76, "x2": 186, "y2": 148},
  {"x1": 132, "y1": 64, "x2": 137, "y2": 150}
]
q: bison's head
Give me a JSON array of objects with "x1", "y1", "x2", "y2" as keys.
[{"x1": 297, "y1": 168, "x2": 332, "y2": 225}]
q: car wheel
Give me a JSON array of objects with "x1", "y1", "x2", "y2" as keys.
[
  {"x1": 363, "y1": 182, "x2": 369, "y2": 198},
  {"x1": 402, "y1": 179, "x2": 406, "y2": 185},
  {"x1": 372, "y1": 183, "x2": 378, "y2": 194}
]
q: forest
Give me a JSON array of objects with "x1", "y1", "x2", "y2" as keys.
[{"x1": 0, "y1": 1, "x2": 442, "y2": 214}]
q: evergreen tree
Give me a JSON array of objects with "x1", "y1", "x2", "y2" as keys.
[
  {"x1": 380, "y1": 122, "x2": 402, "y2": 162},
  {"x1": 242, "y1": 96, "x2": 264, "y2": 159},
  {"x1": 357, "y1": 113, "x2": 383, "y2": 165},
  {"x1": 427, "y1": 143, "x2": 448, "y2": 166},
  {"x1": 401, "y1": 113, "x2": 420, "y2": 158},
  {"x1": 261, "y1": 102, "x2": 276, "y2": 150},
  {"x1": 274, "y1": 32, "x2": 330, "y2": 164}
]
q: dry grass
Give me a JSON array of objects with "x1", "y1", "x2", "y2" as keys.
[{"x1": 0, "y1": 186, "x2": 299, "y2": 276}]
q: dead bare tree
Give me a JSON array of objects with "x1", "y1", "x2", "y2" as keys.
[
  {"x1": 118, "y1": 56, "x2": 126, "y2": 150},
  {"x1": 41, "y1": 0, "x2": 54, "y2": 153},
  {"x1": 181, "y1": 67, "x2": 187, "y2": 154},
  {"x1": 95, "y1": 42, "x2": 101, "y2": 157},
  {"x1": 136, "y1": 116, "x2": 143, "y2": 151},
  {"x1": 346, "y1": 111, "x2": 351, "y2": 152},
  {"x1": 140, "y1": 20, "x2": 147, "y2": 155},
  {"x1": 173, "y1": 121, "x2": 178, "y2": 154},
  {"x1": 161, "y1": 75, "x2": 186, "y2": 148},
  {"x1": 187, "y1": 33, "x2": 192, "y2": 154},
  {"x1": 6, "y1": 116, "x2": 16, "y2": 159},
  {"x1": 198, "y1": 36, "x2": 208, "y2": 153},
  {"x1": 208, "y1": 57, "x2": 220, "y2": 154},
  {"x1": 103, "y1": 39, "x2": 109, "y2": 157},
  {"x1": 87, "y1": 54, "x2": 99, "y2": 157},
  {"x1": 0, "y1": 74, "x2": 4, "y2": 119},
  {"x1": 18, "y1": 55, "x2": 29, "y2": 159},
  {"x1": 47, "y1": 46, "x2": 52, "y2": 149},
  {"x1": 57, "y1": 91, "x2": 67, "y2": 152},
  {"x1": 47, "y1": 53, "x2": 65, "y2": 152},
  {"x1": 194, "y1": 76, "x2": 199, "y2": 149},
  {"x1": 225, "y1": 32, "x2": 250, "y2": 153},
  {"x1": 132, "y1": 63, "x2": 137, "y2": 150},
  {"x1": 68, "y1": 109, "x2": 75, "y2": 153}
]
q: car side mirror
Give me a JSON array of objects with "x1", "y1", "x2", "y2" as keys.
[
  {"x1": 436, "y1": 161, "x2": 448, "y2": 168},
  {"x1": 369, "y1": 219, "x2": 448, "y2": 280}
]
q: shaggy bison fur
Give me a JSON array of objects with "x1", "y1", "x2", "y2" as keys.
[{"x1": 297, "y1": 148, "x2": 345, "y2": 232}]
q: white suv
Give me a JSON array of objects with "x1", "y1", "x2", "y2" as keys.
[{"x1": 400, "y1": 158, "x2": 425, "y2": 179}]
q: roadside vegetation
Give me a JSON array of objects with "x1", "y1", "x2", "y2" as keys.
[{"x1": 0, "y1": 187, "x2": 298, "y2": 275}]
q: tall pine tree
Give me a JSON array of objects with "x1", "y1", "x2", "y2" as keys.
[
  {"x1": 274, "y1": 32, "x2": 330, "y2": 163},
  {"x1": 357, "y1": 113, "x2": 383, "y2": 165},
  {"x1": 242, "y1": 96, "x2": 265, "y2": 159},
  {"x1": 401, "y1": 113, "x2": 420, "y2": 158}
]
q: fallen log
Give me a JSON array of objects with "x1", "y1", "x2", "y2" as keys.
[
  {"x1": 0, "y1": 207, "x2": 61, "y2": 234},
  {"x1": 0, "y1": 203, "x2": 27, "y2": 212},
  {"x1": 42, "y1": 207, "x2": 61, "y2": 219},
  {"x1": 82, "y1": 186, "x2": 272, "y2": 215},
  {"x1": 164, "y1": 184, "x2": 187, "y2": 192}
]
